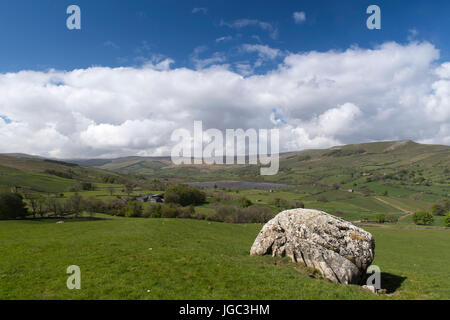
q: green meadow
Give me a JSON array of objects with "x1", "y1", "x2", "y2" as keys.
[{"x1": 0, "y1": 218, "x2": 448, "y2": 300}]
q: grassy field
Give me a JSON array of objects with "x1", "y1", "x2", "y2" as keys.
[
  {"x1": 0, "y1": 140, "x2": 448, "y2": 300},
  {"x1": 0, "y1": 217, "x2": 448, "y2": 300}
]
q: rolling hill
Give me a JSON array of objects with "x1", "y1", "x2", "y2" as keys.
[
  {"x1": 1, "y1": 140, "x2": 448, "y2": 193},
  {"x1": 0, "y1": 154, "x2": 131, "y2": 193},
  {"x1": 65, "y1": 140, "x2": 449, "y2": 187}
]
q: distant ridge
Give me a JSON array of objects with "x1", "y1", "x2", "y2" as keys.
[
  {"x1": 0, "y1": 139, "x2": 448, "y2": 192},
  {"x1": 1, "y1": 140, "x2": 448, "y2": 165}
]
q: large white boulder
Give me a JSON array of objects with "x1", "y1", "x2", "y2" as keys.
[{"x1": 250, "y1": 209, "x2": 375, "y2": 284}]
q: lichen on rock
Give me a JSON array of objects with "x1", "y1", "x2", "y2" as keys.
[{"x1": 250, "y1": 208, "x2": 375, "y2": 284}]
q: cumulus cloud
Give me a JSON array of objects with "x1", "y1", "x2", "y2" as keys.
[
  {"x1": 240, "y1": 44, "x2": 284, "y2": 71},
  {"x1": 424, "y1": 79, "x2": 450, "y2": 122},
  {"x1": 436, "y1": 62, "x2": 450, "y2": 79},
  {"x1": 0, "y1": 41, "x2": 449, "y2": 158},
  {"x1": 293, "y1": 11, "x2": 306, "y2": 24}
]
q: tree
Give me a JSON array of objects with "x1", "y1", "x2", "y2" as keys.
[
  {"x1": 239, "y1": 197, "x2": 253, "y2": 208},
  {"x1": 160, "y1": 204, "x2": 178, "y2": 218},
  {"x1": 66, "y1": 193, "x2": 85, "y2": 218},
  {"x1": 164, "y1": 185, "x2": 206, "y2": 206},
  {"x1": 107, "y1": 186, "x2": 115, "y2": 196},
  {"x1": 36, "y1": 197, "x2": 47, "y2": 217},
  {"x1": 386, "y1": 213, "x2": 399, "y2": 223},
  {"x1": 106, "y1": 199, "x2": 127, "y2": 216},
  {"x1": 444, "y1": 212, "x2": 450, "y2": 227},
  {"x1": 375, "y1": 213, "x2": 386, "y2": 224},
  {"x1": 125, "y1": 183, "x2": 135, "y2": 196},
  {"x1": 124, "y1": 201, "x2": 143, "y2": 217},
  {"x1": 79, "y1": 182, "x2": 95, "y2": 191},
  {"x1": 146, "y1": 203, "x2": 162, "y2": 218},
  {"x1": 46, "y1": 197, "x2": 63, "y2": 217},
  {"x1": 85, "y1": 198, "x2": 105, "y2": 217},
  {"x1": 0, "y1": 193, "x2": 28, "y2": 220},
  {"x1": 272, "y1": 198, "x2": 281, "y2": 207},
  {"x1": 430, "y1": 199, "x2": 450, "y2": 216},
  {"x1": 24, "y1": 194, "x2": 41, "y2": 219},
  {"x1": 412, "y1": 211, "x2": 434, "y2": 226},
  {"x1": 27, "y1": 194, "x2": 48, "y2": 218}
]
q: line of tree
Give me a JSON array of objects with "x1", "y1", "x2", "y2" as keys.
[{"x1": 0, "y1": 192, "x2": 108, "y2": 220}]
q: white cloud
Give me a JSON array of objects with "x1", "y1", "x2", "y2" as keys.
[
  {"x1": 408, "y1": 28, "x2": 418, "y2": 41},
  {"x1": 80, "y1": 119, "x2": 175, "y2": 152},
  {"x1": 192, "y1": 8, "x2": 207, "y2": 14},
  {"x1": 316, "y1": 103, "x2": 362, "y2": 136},
  {"x1": 0, "y1": 41, "x2": 448, "y2": 158},
  {"x1": 240, "y1": 44, "x2": 284, "y2": 71},
  {"x1": 143, "y1": 56, "x2": 175, "y2": 71},
  {"x1": 190, "y1": 46, "x2": 226, "y2": 69},
  {"x1": 216, "y1": 36, "x2": 233, "y2": 43},
  {"x1": 221, "y1": 19, "x2": 278, "y2": 39},
  {"x1": 436, "y1": 62, "x2": 450, "y2": 79},
  {"x1": 424, "y1": 79, "x2": 450, "y2": 122},
  {"x1": 103, "y1": 41, "x2": 119, "y2": 49},
  {"x1": 241, "y1": 44, "x2": 282, "y2": 60},
  {"x1": 293, "y1": 11, "x2": 306, "y2": 24}
]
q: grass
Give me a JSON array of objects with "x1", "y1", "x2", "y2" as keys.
[
  {"x1": 0, "y1": 218, "x2": 448, "y2": 300},
  {"x1": 0, "y1": 140, "x2": 448, "y2": 299},
  {"x1": 370, "y1": 227, "x2": 450, "y2": 299},
  {"x1": 399, "y1": 214, "x2": 445, "y2": 227},
  {"x1": 0, "y1": 165, "x2": 77, "y2": 192}
]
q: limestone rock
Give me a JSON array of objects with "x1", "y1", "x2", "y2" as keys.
[
  {"x1": 250, "y1": 209, "x2": 375, "y2": 284},
  {"x1": 362, "y1": 285, "x2": 378, "y2": 294}
]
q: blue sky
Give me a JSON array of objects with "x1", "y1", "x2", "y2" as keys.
[
  {"x1": 0, "y1": 0, "x2": 449, "y2": 72},
  {"x1": 0, "y1": 1, "x2": 449, "y2": 158}
]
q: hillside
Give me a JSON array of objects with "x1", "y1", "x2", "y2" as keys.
[
  {"x1": 0, "y1": 154, "x2": 132, "y2": 193},
  {"x1": 63, "y1": 141, "x2": 449, "y2": 199},
  {"x1": 65, "y1": 140, "x2": 449, "y2": 184},
  {"x1": 1, "y1": 140, "x2": 448, "y2": 223}
]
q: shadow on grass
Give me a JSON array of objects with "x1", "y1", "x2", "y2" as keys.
[{"x1": 381, "y1": 272, "x2": 407, "y2": 294}]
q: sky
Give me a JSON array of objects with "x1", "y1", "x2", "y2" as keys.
[{"x1": 0, "y1": 0, "x2": 449, "y2": 158}]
